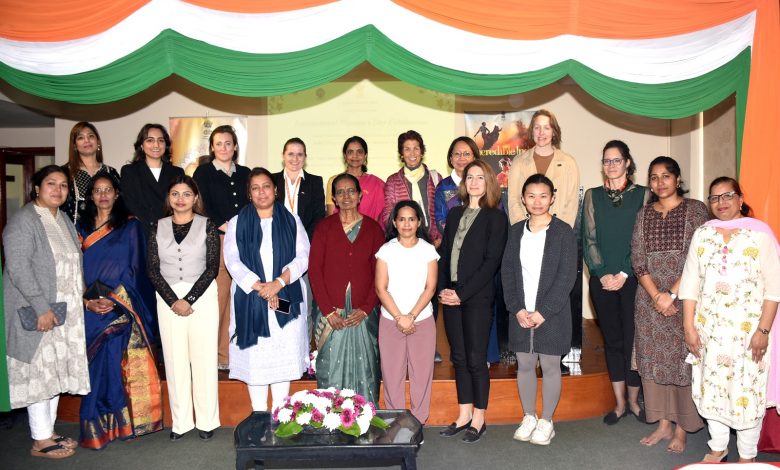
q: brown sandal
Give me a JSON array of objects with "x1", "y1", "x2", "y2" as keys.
[
  {"x1": 30, "y1": 444, "x2": 74, "y2": 459},
  {"x1": 52, "y1": 434, "x2": 78, "y2": 449}
]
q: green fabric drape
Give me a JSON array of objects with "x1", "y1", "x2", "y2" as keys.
[{"x1": 0, "y1": 26, "x2": 750, "y2": 164}]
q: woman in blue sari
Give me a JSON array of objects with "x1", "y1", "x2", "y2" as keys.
[{"x1": 76, "y1": 173, "x2": 162, "y2": 449}]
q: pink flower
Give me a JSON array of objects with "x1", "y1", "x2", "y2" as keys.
[
  {"x1": 272, "y1": 407, "x2": 280, "y2": 421},
  {"x1": 715, "y1": 282, "x2": 731, "y2": 295},
  {"x1": 311, "y1": 408, "x2": 324, "y2": 423},
  {"x1": 353, "y1": 395, "x2": 366, "y2": 407},
  {"x1": 340, "y1": 408, "x2": 355, "y2": 428},
  {"x1": 367, "y1": 402, "x2": 376, "y2": 414},
  {"x1": 333, "y1": 396, "x2": 345, "y2": 408}
]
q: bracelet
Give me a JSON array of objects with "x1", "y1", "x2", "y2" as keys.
[
  {"x1": 324, "y1": 310, "x2": 337, "y2": 318},
  {"x1": 758, "y1": 327, "x2": 770, "y2": 335},
  {"x1": 276, "y1": 277, "x2": 286, "y2": 287}
]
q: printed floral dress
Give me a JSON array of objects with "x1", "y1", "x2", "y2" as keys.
[{"x1": 679, "y1": 226, "x2": 780, "y2": 429}]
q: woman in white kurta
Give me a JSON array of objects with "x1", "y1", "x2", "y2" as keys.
[
  {"x1": 680, "y1": 177, "x2": 780, "y2": 463},
  {"x1": 225, "y1": 167, "x2": 310, "y2": 413}
]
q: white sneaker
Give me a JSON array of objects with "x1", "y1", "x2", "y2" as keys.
[
  {"x1": 530, "y1": 419, "x2": 555, "y2": 445},
  {"x1": 512, "y1": 414, "x2": 538, "y2": 442}
]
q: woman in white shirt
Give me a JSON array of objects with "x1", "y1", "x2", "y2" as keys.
[
  {"x1": 375, "y1": 200, "x2": 439, "y2": 424},
  {"x1": 502, "y1": 174, "x2": 577, "y2": 446}
]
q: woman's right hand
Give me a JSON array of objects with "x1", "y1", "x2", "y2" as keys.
[
  {"x1": 171, "y1": 299, "x2": 193, "y2": 316},
  {"x1": 36, "y1": 310, "x2": 57, "y2": 332},
  {"x1": 396, "y1": 315, "x2": 415, "y2": 334},
  {"x1": 515, "y1": 309, "x2": 533, "y2": 328},
  {"x1": 326, "y1": 311, "x2": 347, "y2": 330},
  {"x1": 684, "y1": 327, "x2": 702, "y2": 359}
]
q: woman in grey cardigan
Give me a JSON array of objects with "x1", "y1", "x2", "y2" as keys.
[
  {"x1": 502, "y1": 174, "x2": 577, "y2": 446},
  {"x1": 3, "y1": 165, "x2": 89, "y2": 459}
]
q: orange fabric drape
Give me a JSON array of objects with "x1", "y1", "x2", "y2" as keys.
[{"x1": 182, "y1": 0, "x2": 336, "y2": 14}]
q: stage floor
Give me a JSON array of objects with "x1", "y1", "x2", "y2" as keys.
[{"x1": 59, "y1": 318, "x2": 615, "y2": 426}]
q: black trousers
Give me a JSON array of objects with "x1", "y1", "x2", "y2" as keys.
[
  {"x1": 589, "y1": 275, "x2": 640, "y2": 387},
  {"x1": 443, "y1": 297, "x2": 493, "y2": 409}
]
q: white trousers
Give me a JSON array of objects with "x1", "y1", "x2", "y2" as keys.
[
  {"x1": 708, "y1": 418, "x2": 762, "y2": 459},
  {"x1": 28, "y1": 395, "x2": 59, "y2": 440},
  {"x1": 248, "y1": 382, "x2": 291, "y2": 412},
  {"x1": 157, "y1": 282, "x2": 221, "y2": 434}
]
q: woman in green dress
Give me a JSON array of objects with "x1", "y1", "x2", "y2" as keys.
[{"x1": 308, "y1": 173, "x2": 386, "y2": 403}]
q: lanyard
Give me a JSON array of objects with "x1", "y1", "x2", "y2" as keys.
[{"x1": 285, "y1": 174, "x2": 301, "y2": 213}]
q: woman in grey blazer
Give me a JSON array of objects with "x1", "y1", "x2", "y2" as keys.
[
  {"x1": 3, "y1": 165, "x2": 89, "y2": 459},
  {"x1": 502, "y1": 174, "x2": 577, "y2": 446}
]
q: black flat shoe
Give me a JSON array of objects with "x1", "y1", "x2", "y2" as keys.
[
  {"x1": 629, "y1": 407, "x2": 646, "y2": 424},
  {"x1": 439, "y1": 420, "x2": 471, "y2": 437},
  {"x1": 461, "y1": 424, "x2": 487, "y2": 443},
  {"x1": 170, "y1": 431, "x2": 188, "y2": 441},
  {"x1": 198, "y1": 429, "x2": 214, "y2": 441},
  {"x1": 603, "y1": 410, "x2": 628, "y2": 425}
]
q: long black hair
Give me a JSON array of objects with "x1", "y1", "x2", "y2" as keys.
[
  {"x1": 79, "y1": 173, "x2": 130, "y2": 231},
  {"x1": 385, "y1": 200, "x2": 430, "y2": 243},
  {"x1": 30, "y1": 165, "x2": 67, "y2": 201},
  {"x1": 647, "y1": 156, "x2": 688, "y2": 203}
]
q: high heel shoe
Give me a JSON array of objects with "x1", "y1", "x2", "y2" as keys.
[
  {"x1": 439, "y1": 420, "x2": 471, "y2": 437},
  {"x1": 462, "y1": 423, "x2": 487, "y2": 443}
]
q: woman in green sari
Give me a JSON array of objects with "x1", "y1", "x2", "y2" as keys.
[{"x1": 308, "y1": 173, "x2": 386, "y2": 404}]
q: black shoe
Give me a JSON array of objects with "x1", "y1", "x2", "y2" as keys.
[
  {"x1": 198, "y1": 429, "x2": 214, "y2": 441},
  {"x1": 461, "y1": 424, "x2": 487, "y2": 443},
  {"x1": 629, "y1": 407, "x2": 646, "y2": 424},
  {"x1": 434, "y1": 351, "x2": 443, "y2": 363},
  {"x1": 560, "y1": 362, "x2": 571, "y2": 376},
  {"x1": 439, "y1": 420, "x2": 471, "y2": 437},
  {"x1": 170, "y1": 431, "x2": 188, "y2": 441},
  {"x1": 602, "y1": 410, "x2": 628, "y2": 425}
]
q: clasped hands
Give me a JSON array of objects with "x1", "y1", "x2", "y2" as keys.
[
  {"x1": 85, "y1": 297, "x2": 114, "y2": 315},
  {"x1": 395, "y1": 314, "x2": 416, "y2": 335},
  {"x1": 516, "y1": 309, "x2": 545, "y2": 329},
  {"x1": 254, "y1": 280, "x2": 281, "y2": 310},
  {"x1": 439, "y1": 288, "x2": 461, "y2": 306},
  {"x1": 653, "y1": 291, "x2": 678, "y2": 317},
  {"x1": 599, "y1": 274, "x2": 627, "y2": 292},
  {"x1": 171, "y1": 299, "x2": 193, "y2": 316},
  {"x1": 326, "y1": 309, "x2": 368, "y2": 330}
]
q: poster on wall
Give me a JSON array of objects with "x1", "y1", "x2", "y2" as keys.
[
  {"x1": 169, "y1": 116, "x2": 248, "y2": 174},
  {"x1": 464, "y1": 110, "x2": 535, "y2": 189}
]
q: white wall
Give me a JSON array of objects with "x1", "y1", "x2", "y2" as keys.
[{"x1": 0, "y1": 127, "x2": 55, "y2": 148}]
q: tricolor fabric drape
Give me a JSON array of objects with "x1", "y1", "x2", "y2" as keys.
[{"x1": 0, "y1": 0, "x2": 778, "y2": 233}]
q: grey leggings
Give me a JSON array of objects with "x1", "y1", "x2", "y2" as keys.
[{"x1": 516, "y1": 352, "x2": 562, "y2": 421}]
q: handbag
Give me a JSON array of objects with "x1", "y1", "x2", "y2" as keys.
[
  {"x1": 17, "y1": 302, "x2": 68, "y2": 331},
  {"x1": 84, "y1": 280, "x2": 113, "y2": 300}
]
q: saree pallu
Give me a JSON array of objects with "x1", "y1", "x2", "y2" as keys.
[{"x1": 77, "y1": 220, "x2": 162, "y2": 449}]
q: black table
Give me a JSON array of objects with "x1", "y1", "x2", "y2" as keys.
[{"x1": 234, "y1": 410, "x2": 422, "y2": 470}]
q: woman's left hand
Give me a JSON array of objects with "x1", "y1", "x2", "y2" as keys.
[
  {"x1": 257, "y1": 281, "x2": 282, "y2": 301},
  {"x1": 748, "y1": 330, "x2": 770, "y2": 363},
  {"x1": 439, "y1": 289, "x2": 461, "y2": 306},
  {"x1": 528, "y1": 311, "x2": 545, "y2": 328},
  {"x1": 345, "y1": 309, "x2": 368, "y2": 327}
]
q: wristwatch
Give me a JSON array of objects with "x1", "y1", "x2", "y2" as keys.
[
  {"x1": 758, "y1": 327, "x2": 770, "y2": 335},
  {"x1": 668, "y1": 291, "x2": 677, "y2": 301}
]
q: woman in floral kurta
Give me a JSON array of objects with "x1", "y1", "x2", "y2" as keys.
[{"x1": 680, "y1": 177, "x2": 780, "y2": 463}]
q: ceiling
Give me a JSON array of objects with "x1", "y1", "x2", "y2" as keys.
[{"x1": 0, "y1": 99, "x2": 54, "y2": 128}]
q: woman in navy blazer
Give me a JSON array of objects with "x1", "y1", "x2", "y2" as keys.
[
  {"x1": 271, "y1": 137, "x2": 325, "y2": 242},
  {"x1": 438, "y1": 160, "x2": 508, "y2": 443},
  {"x1": 120, "y1": 124, "x2": 184, "y2": 239}
]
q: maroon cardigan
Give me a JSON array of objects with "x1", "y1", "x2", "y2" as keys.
[
  {"x1": 379, "y1": 164, "x2": 442, "y2": 242},
  {"x1": 308, "y1": 214, "x2": 386, "y2": 315}
]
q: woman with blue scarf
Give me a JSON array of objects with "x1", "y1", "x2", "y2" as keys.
[{"x1": 225, "y1": 167, "x2": 310, "y2": 413}]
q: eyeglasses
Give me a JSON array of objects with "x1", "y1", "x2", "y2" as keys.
[
  {"x1": 601, "y1": 158, "x2": 625, "y2": 166},
  {"x1": 334, "y1": 188, "x2": 358, "y2": 196},
  {"x1": 707, "y1": 191, "x2": 738, "y2": 204},
  {"x1": 170, "y1": 191, "x2": 194, "y2": 199},
  {"x1": 452, "y1": 152, "x2": 473, "y2": 159},
  {"x1": 92, "y1": 187, "x2": 115, "y2": 194}
]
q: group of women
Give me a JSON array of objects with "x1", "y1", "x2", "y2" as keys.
[{"x1": 2, "y1": 111, "x2": 779, "y2": 463}]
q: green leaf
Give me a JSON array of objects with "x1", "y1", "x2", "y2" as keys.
[
  {"x1": 274, "y1": 421, "x2": 303, "y2": 438},
  {"x1": 339, "y1": 423, "x2": 361, "y2": 437},
  {"x1": 370, "y1": 416, "x2": 389, "y2": 430}
]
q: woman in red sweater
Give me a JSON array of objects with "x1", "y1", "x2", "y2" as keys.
[{"x1": 308, "y1": 173, "x2": 386, "y2": 404}]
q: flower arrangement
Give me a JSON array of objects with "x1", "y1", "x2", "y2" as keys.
[
  {"x1": 272, "y1": 388, "x2": 388, "y2": 438},
  {"x1": 307, "y1": 351, "x2": 318, "y2": 377}
]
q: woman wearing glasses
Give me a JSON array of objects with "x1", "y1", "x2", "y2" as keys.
[
  {"x1": 630, "y1": 157, "x2": 707, "y2": 453},
  {"x1": 582, "y1": 140, "x2": 647, "y2": 425},
  {"x1": 680, "y1": 177, "x2": 780, "y2": 463},
  {"x1": 325, "y1": 136, "x2": 385, "y2": 222}
]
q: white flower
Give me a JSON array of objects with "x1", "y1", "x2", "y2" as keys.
[
  {"x1": 341, "y1": 398, "x2": 355, "y2": 411},
  {"x1": 291, "y1": 390, "x2": 309, "y2": 403},
  {"x1": 295, "y1": 412, "x2": 313, "y2": 426},
  {"x1": 314, "y1": 396, "x2": 330, "y2": 414},
  {"x1": 356, "y1": 413, "x2": 371, "y2": 435},
  {"x1": 277, "y1": 408, "x2": 293, "y2": 423},
  {"x1": 302, "y1": 394, "x2": 317, "y2": 406},
  {"x1": 322, "y1": 412, "x2": 341, "y2": 431},
  {"x1": 325, "y1": 387, "x2": 338, "y2": 394},
  {"x1": 340, "y1": 388, "x2": 355, "y2": 398}
]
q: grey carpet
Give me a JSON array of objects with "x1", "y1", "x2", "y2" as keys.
[{"x1": 1, "y1": 411, "x2": 778, "y2": 469}]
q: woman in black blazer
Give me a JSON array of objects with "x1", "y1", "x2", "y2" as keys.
[
  {"x1": 501, "y1": 174, "x2": 577, "y2": 446},
  {"x1": 120, "y1": 124, "x2": 184, "y2": 239},
  {"x1": 271, "y1": 137, "x2": 325, "y2": 242},
  {"x1": 438, "y1": 160, "x2": 508, "y2": 443}
]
